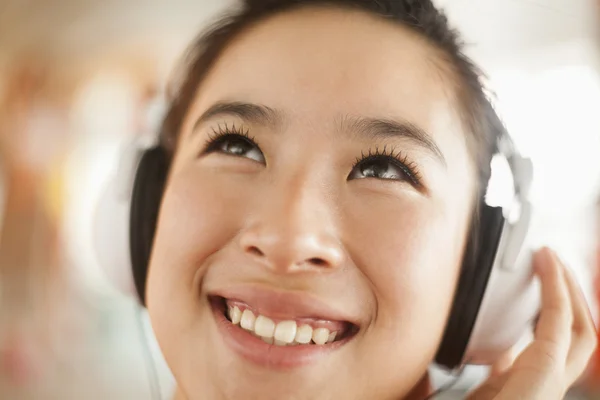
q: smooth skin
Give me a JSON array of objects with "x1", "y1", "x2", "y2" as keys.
[{"x1": 144, "y1": 6, "x2": 597, "y2": 400}]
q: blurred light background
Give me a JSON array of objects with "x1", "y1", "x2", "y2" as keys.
[{"x1": 0, "y1": 0, "x2": 599, "y2": 399}]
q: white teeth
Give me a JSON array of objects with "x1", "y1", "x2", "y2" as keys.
[
  {"x1": 227, "y1": 307, "x2": 340, "y2": 346},
  {"x1": 312, "y1": 328, "x2": 330, "y2": 345},
  {"x1": 254, "y1": 315, "x2": 276, "y2": 338},
  {"x1": 327, "y1": 331, "x2": 337, "y2": 344},
  {"x1": 229, "y1": 306, "x2": 242, "y2": 325},
  {"x1": 295, "y1": 324, "x2": 313, "y2": 344},
  {"x1": 261, "y1": 336, "x2": 274, "y2": 345},
  {"x1": 274, "y1": 320, "x2": 297, "y2": 344},
  {"x1": 240, "y1": 309, "x2": 256, "y2": 331}
]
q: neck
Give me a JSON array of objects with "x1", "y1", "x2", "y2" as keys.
[
  {"x1": 405, "y1": 373, "x2": 433, "y2": 400},
  {"x1": 173, "y1": 387, "x2": 187, "y2": 400},
  {"x1": 173, "y1": 388, "x2": 184, "y2": 400}
]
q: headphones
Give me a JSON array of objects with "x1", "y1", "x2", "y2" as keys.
[{"x1": 93, "y1": 127, "x2": 540, "y2": 371}]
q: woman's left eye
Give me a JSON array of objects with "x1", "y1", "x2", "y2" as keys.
[
  {"x1": 205, "y1": 133, "x2": 265, "y2": 163},
  {"x1": 348, "y1": 156, "x2": 412, "y2": 182}
]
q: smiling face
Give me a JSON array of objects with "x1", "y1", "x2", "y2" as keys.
[{"x1": 146, "y1": 5, "x2": 477, "y2": 400}]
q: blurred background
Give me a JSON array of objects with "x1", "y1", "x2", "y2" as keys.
[{"x1": 0, "y1": 0, "x2": 599, "y2": 399}]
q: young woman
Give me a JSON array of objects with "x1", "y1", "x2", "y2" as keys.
[{"x1": 140, "y1": 1, "x2": 597, "y2": 398}]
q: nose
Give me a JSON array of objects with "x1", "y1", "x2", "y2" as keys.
[{"x1": 238, "y1": 180, "x2": 345, "y2": 273}]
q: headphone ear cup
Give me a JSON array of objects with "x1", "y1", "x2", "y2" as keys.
[
  {"x1": 463, "y1": 200, "x2": 539, "y2": 365},
  {"x1": 434, "y1": 202, "x2": 505, "y2": 369},
  {"x1": 129, "y1": 146, "x2": 169, "y2": 305},
  {"x1": 93, "y1": 171, "x2": 138, "y2": 299}
]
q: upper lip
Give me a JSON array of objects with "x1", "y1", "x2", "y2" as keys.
[{"x1": 209, "y1": 285, "x2": 360, "y2": 326}]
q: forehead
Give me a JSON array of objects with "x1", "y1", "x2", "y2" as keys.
[{"x1": 186, "y1": 6, "x2": 468, "y2": 160}]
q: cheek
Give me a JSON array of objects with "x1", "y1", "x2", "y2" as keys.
[
  {"x1": 345, "y1": 192, "x2": 469, "y2": 327},
  {"x1": 146, "y1": 166, "x2": 246, "y2": 317}
]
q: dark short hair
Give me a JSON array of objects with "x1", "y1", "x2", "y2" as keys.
[{"x1": 159, "y1": 0, "x2": 505, "y2": 192}]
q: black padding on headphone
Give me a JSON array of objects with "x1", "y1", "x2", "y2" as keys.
[
  {"x1": 130, "y1": 146, "x2": 169, "y2": 305},
  {"x1": 434, "y1": 202, "x2": 505, "y2": 369}
]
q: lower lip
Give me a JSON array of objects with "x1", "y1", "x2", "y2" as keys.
[{"x1": 211, "y1": 299, "x2": 352, "y2": 369}]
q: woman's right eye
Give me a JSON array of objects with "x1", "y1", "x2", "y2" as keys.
[{"x1": 205, "y1": 134, "x2": 265, "y2": 163}]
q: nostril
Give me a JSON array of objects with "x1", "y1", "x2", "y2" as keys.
[
  {"x1": 308, "y1": 257, "x2": 328, "y2": 267},
  {"x1": 247, "y1": 246, "x2": 265, "y2": 257}
]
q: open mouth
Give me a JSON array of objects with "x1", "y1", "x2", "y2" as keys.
[{"x1": 211, "y1": 296, "x2": 358, "y2": 347}]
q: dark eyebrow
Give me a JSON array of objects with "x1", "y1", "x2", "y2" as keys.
[
  {"x1": 192, "y1": 101, "x2": 282, "y2": 131},
  {"x1": 341, "y1": 116, "x2": 446, "y2": 166},
  {"x1": 192, "y1": 102, "x2": 445, "y2": 165}
]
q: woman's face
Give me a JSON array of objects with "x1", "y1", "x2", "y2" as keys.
[{"x1": 147, "y1": 6, "x2": 476, "y2": 400}]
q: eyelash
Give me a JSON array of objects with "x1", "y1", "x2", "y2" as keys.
[
  {"x1": 204, "y1": 122, "x2": 259, "y2": 151},
  {"x1": 351, "y1": 146, "x2": 423, "y2": 187},
  {"x1": 203, "y1": 125, "x2": 423, "y2": 187}
]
